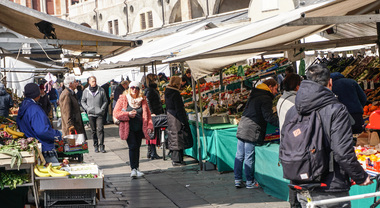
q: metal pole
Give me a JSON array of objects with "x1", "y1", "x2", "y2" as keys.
[
  {"x1": 376, "y1": 10, "x2": 380, "y2": 55},
  {"x1": 192, "y1": 76, "x2": 202, "y2": 170}
]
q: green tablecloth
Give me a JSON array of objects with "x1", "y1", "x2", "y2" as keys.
[{"x1": 185, "y1": 124, "x2": 378, "y2": 206}]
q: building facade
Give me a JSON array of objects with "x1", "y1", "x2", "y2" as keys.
[
  {"x1": 67, "y1": 0, "x2": 252, "y2": 36},
  {"x1": 8, "y1": 0, "x2": 72, "y2": 18}
]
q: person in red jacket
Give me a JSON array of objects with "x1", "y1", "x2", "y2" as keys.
[{"x1": 113, "y1": 81, "x2": 153, "y2": 178}]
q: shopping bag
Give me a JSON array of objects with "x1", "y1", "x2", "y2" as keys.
[
  {"x1": 57, "y1": 106, "x2": 61, "y2": 118},
  {"x1": 81, "y1": 112, "x2": 89, "y2": 123}
]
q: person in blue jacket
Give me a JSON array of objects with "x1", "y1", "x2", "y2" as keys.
[
  {"x1": 17, "y1": 83, "x2": 62, "y2": 163},
  {"x1": 330, "y1": 72, "x2": 367, "y2": 134}
]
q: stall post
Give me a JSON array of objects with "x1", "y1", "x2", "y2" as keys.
[
  {"x1": 376, "y1": 10, "x2": 380, "y2": 55},
  {"x1": 192, "y1": 76, "x2": 203, "y2": 170}
]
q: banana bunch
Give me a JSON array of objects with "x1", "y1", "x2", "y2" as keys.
[
  {"x1": 4, "y1": 125, "x2": 25, "y2": 139},
  {"x1": 34, "y1": 163, "x2": 70, "y2": 177}
]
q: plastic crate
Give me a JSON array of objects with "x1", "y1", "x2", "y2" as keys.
[{"x1": 44, "y1": 189, "x2": 96, "y2": 207}]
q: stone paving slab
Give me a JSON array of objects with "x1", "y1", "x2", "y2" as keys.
[{"x1": 80, "y1": 124, "x2": 290, "y2": 208}]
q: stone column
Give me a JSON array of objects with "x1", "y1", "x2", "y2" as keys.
[{"x1": 180, "y1": 0, "x2": 192, "y2": 21}]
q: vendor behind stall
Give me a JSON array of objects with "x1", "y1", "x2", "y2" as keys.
[{"x1": 17, "y1": 83, "x2": 62, "y2": 163}]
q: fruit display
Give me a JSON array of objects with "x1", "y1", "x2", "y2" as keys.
[
  {"x1": 363, "y1": 103, "x2": 380, "y2": 116},
  {"x1": 355, "y1": 145, "x2": 380, "y2": 172},
  {"x1": 34, "y1": 163, "x2": 70, "y2": 177}
]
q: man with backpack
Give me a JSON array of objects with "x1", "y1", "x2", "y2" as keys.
[{"x1": 280, "y1": 64, "x2": 372, "y2": 207}]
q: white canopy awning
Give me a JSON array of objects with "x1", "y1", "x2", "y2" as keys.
[
  {"x1": 0, "y1": 1, "x2": 141, "y2": 57},
  {"x1": 164, "y1": 0, "x2": 380, "y2": 80}
]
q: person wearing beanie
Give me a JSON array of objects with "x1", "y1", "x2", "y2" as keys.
[
  {"x1": 0, "y1": 83, "x2": 14, "y2": 117},
  {"x1": 59, "y1": 75, "x2": 86, "y2": 139},
  {"x1": 113, "y1": 80, "x2": 153, "y2": 178},
  {"x1": 17, "y1": 83, "x2": 62, "y2": 163},
  {"x1": 82, "y1": 76, "x2": 108, "y2": 153}
]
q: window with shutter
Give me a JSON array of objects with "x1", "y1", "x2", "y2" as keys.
[
  {"x1": 108, "y1": 21, "x2": 113, "y2": 34},
  {"x1": 114, "y1": 20, "x2": 119, "y2": 35},
  {"x1": 140, "y1": 13, "x2": 146, "y2": 30},
  {"x1": 147, "y1": 11, "x2": 153, "y2": 28}
]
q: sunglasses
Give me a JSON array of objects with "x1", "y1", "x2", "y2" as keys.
[{"x1": 130, "y1": 86, "x2": 140, "y2": 90}]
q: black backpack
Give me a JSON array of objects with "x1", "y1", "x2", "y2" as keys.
[{"x1": 279, "y1": 108, "x2": 333, "y2": 183}]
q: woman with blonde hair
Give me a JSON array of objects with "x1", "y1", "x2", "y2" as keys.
[
  {"x1": 113, "y1": 81, "x2": 153, "y2": 178},
  {"x1": 145, "y1": 74, "x2": 164, "y2": 159},
  {"x1": 165, "y1": 76, "x2": 193, "y2": 166}
]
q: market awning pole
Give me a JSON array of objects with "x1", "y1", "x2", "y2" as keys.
[
  {"x1": 192, "y1": 76, "x2": 203, "y2": 170},
  {"x1": 376, "y1": 10, "x2": 380, "y2": 56}
]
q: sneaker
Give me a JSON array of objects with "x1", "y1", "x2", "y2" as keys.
[
  {"x1": 135, "y1": 169, "x2": 145, "y2": 177},
  {"x1": 235, "y1": 180, "x2": 244, "y2": 188},
  {"x1": 246, "y1": 181, "x2": 260, "y2": 189},
  {"x1": 130, "y1": 169, "x2": 137, "y2": 178}
]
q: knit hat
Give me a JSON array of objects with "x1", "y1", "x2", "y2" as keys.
[
  {"x1": 39, "y1": 84, "x2": 45, "y2": 90},
  {"x1": 24, "y1": 83, "x2": 40, "y2": 99},
  {"x1": 129, "y1": 81, "x2": 141, "y2": 88}
]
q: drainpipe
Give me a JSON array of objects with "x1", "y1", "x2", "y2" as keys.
[
  {"x1": 94, "y1": 0, "x2": 99, "y2": 30},
  {"x1": 124, "y1": 0, "x2": 130, "y2": 34},
  {"x1": 161, "y1": 0, "x2": 165, "y2": 27}
]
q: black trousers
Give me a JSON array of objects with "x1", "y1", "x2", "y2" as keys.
[
  {"x1": 88, "y1": 116, "x2": 104, "y2": 147},
  {"x1": 126, "y1": 130, "x2": 143, "y2": 170},
  {"x1": 171, "y1": 149, "x2": 184, "y2": 163}
]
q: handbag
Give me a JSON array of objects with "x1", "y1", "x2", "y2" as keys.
[{"x1": 152, "y1": 114, "x2": 168, "y2": 128}]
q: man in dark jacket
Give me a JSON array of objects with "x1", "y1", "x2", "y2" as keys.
[
  {"x1": 82, "y1": 76, "x2": 108, "y2": 153},
  {"x1": 284, "y1": 65, "x2": 371, "y2": 207},
  {"x1": 17, "y1": 83, "x2": 62, "y2": 163},
  {"x1": 112, "y1": 81, "x2": 129, "y2": 109},
  {"x1": 0, "y1": 83, "x2": 14, "y2": 117},
  {"x1": 330, "y1": 72, "x2": 366, "y2": 134},
  {"x1": 234, "y1": 79, "x2": 279, "y2": 189}
]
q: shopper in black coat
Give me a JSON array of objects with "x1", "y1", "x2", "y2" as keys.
[
  {"x1": 145, "y1": 74, "x2": 164, "y2": 159},
  {"x1": 165, "y1": 76, "x2": 193, "y2": 166}
]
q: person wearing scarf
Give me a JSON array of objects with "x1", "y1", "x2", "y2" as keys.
[
  {"x1": 113, "y1": 81, "x2": 153, "y2": 178},
  {"x1": 81, "y1": 76, "x2": 108, "y2": 153},
  {"x1": 165, "y1": 76, "x2": 193, "y2": 166}
]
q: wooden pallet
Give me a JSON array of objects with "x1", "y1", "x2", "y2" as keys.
[{"x1": 0, "y1": 151, "x2": 35, "y2": 166}]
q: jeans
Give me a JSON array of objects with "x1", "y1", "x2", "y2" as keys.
[
  {"x1": 234, "y1": 138, "x2": 255, "y2": 182},
  {"x1": 51, "y1": 101, "x2": 57, "y2": 117},
  {"x1": 88, "y1": 116, "x2": 104, "y2": 147},
  {"x1": 297, "y1": 191, "x2": 350, "y2": 208},
  {"x1": 126, "y1": 130, "x2": 143, "y2": 170},
  {"x1": 43, "y1": 150, "x2": 59, "y2": 164}
]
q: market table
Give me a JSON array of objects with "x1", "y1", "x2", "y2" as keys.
[{"x1": 184, "y1": 123, "x2": 378, "y2": 207}]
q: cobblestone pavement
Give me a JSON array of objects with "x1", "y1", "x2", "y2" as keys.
[{"x1": 81, "y1": 124, "x2": 289, "y2": 208}]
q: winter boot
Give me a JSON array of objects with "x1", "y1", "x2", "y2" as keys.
[
  {"x1": 94, "y1": 146, "x2": 99, "y2": 153},
  {"x1": 150, "y1": 145, "x2": 162, "y2": 160},
  {"x1": 147, "y1": 144, "x2": 152, "y2": 159},
  {"x1": 100, "y1": 145, "x2": 106, "y2": 153}
]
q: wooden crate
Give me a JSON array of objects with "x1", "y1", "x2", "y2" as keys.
[{"x1": 0, "y1": 151, "x2": 35, "y2": 166}]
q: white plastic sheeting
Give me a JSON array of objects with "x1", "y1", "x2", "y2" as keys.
[{"x1": 1, "y1": 57, "x2": 35, "y2": 97}]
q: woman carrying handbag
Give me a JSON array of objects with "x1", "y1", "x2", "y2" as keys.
[{"x1": 113, "y1": 81, "x2": 154, "y2": 178}]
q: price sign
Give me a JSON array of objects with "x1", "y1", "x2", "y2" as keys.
[
  {"x1": 370, "y1": 81, "x2": 375, "y2": 90},
  {"x1": 363, "y1": 80, "x2": 368, "y2": 90}
]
